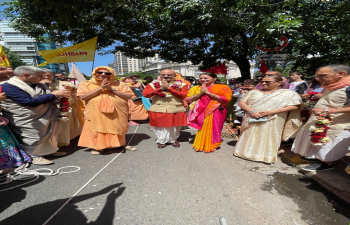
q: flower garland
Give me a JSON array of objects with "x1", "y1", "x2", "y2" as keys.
[
  {"x1": 309, "y1": 109, "x2": 333, "y2": 146},
  {"x1": 153, "y1": 80, "x2": 182, "y2": 97},
  {"x1": 58, "y1": 97, "x2": 70, "y2": 122},
  {"x1": 304, "y1": 91, "x2": 320, "y2": 111}
]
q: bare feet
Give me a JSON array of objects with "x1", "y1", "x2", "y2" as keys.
[{"x1": 91, "y1": 150, "x2": 101, "y2": 155}]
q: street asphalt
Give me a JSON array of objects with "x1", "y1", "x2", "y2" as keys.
[{"x1": 0, "y1": 124, "x2": 349, "y2": 225}]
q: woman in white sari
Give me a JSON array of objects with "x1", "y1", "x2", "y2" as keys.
[{"x1": 233, "y1": 76, "x2": 303, "y2": 163}]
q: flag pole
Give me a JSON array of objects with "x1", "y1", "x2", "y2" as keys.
[{"x1": 91, "y1": 40, "x2": 97, "y2": 73}]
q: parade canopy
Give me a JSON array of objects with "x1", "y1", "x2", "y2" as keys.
[
  {"x1": 0, "y1": 45, "x2": 10, "y2": 67},
  {"x1": 68, "y1": 63, "x2": 86, "y2": 83},
  {"x1": 202, "y1": 64, "x2": 227, "y2": 75},
  {"x1": 37, "y1": 36, "x2": 98, "y2": 66}
]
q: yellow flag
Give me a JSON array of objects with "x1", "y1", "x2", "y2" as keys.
[
  {"x1": 37, "y1": 36, "x2": 98, "y2": 66},
  {"x1": 0, "y1": 45, "x2": 11, "y2": 67}
]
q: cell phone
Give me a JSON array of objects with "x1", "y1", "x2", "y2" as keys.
[{"x1": 0, "y1": 86, "x2": 2, "y2": 93}]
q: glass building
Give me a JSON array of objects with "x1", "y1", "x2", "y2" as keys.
[{"x1": 0, "y1": 19, "x2": 67, "y2": 73}]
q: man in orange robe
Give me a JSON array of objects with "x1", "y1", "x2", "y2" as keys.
[{"x1": 143, "y1": 69, "x2": 188, "y2": 148}]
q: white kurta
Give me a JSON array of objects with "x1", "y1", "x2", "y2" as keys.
[{"x1": 292, "y1": 86, "x2": 350, "y2": 161}]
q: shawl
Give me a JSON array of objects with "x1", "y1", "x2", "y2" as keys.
[
  {"x1": 240, "y1": 89, "x2": 303, "y2": 141},
  {"x1": 0, "y1": 79, "x2": 60, "y2": 151},
  {"x1": 322, "y1": 75, "x2": 350, "y2": 90},
  {"x1": 7, "y1": 76, "x2": 36, "y2": 97}
]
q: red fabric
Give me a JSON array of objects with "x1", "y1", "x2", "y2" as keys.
[
  {"x1": 259, "y1": 59, "x2": 268, "y2": 74},
  {"x1": 202, "y1": 64, "x2": 227, "y2": 75},
  {"x1": 149, "y1": 111, "x2": 187, "y2": 127},
  {"x1": 143, "y1": 84, "x2": 162, "y2": 98}
]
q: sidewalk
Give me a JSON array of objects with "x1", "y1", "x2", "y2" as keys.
[{"x1": 279, "y1": 146, "x2": 350, "y2": 204}]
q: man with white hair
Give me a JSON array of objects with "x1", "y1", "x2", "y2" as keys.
[
  {"x1": 0, "y1": 66, "x2": 70, "y2": 165},
  {"x1": 292, "y1": 64, "x2": 350, "y2": 171}
]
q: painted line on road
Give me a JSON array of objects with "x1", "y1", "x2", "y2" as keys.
[{"x1": 42, "y1": 125, "x2": 139, "y2": 225}]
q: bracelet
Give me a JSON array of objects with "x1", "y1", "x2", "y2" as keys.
[{"x1": 249, "y1": 110, "x2": 255, "y2": 114}]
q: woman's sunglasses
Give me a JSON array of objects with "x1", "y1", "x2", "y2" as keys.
[{"x1": 96, "y1": 72, "x2": 112, "y2": 75}]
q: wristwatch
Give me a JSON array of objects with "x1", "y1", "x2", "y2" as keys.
[{"x1": 110, "y1": 88, "x2": 117, "y2": 92}]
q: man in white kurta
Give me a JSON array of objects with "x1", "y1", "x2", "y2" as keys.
[
  {"x1": 292, "y1": 64, "x2": 350, "y2": 171},
  {"x1": 0, "y1": 66, "x2": 70, "y2": 165}
]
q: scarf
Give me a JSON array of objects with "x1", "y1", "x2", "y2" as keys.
[
  {"x1": 7, "y1": 76, "x2": 36, "y2": 97},
  {"x1": 322, "y1": 75, "x2": 350, "y2": 91}
]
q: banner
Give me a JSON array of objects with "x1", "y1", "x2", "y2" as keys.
[
  {"x1": 68, "y1": 63, "x2": 87, "y2": 83},
  {"x1": 259, "y1": 59, "x2": 268, "y2": 74},
  {"x1": 37, "y1": 36, "x2": 98, "y2": 66},
  {"x1": 202, "y1": 64, "x2": 227, "y2": 75},
  {"x1": 0, "y1": 45, "x2": 11, "y2": 67}
]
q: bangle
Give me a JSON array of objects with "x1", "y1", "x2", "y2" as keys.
[
  {"x1": 110, "y1": 88, "x2": 117, "y2": 92},
  {"x1": 249, "y1": 110, "x2": 255, "y2": 114}
]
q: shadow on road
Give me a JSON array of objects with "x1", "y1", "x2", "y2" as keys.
[
  {"x1": 0, "y1": 183, "x2": 125, "y2": 225},
  {"x1": 0, "y1": 176, "x2": 46, "y2": 214},
  {"x1": 178, "y1": 131, "x2": 195, "y2": 143},
  {"x1": 126, "y1": 133, "x2": 151, "y2": 146}
]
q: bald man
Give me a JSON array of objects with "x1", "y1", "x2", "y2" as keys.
[{"x1": 143, "y1": 69, "x2": 189, "y2": 148}]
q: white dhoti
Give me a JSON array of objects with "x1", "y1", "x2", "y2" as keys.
[
  {"x1": 153, "y1": 126, "x2": 182, "y2": 144},
  {"x1": 292, "y1": 128, "x2": 350, "y2": 162}
]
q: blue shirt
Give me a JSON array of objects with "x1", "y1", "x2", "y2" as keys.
[{"x1": 1, "y1": 83, "x2": 57, "y2": 107}]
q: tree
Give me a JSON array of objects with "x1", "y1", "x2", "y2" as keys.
[
  {"x1": 2, "y1": 0, "x2": 349, "y2": 79},
  {"x1": 2, "y1": 46, "x2": 27, "y2": 68}
]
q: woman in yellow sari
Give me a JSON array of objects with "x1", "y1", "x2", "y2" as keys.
[
  {"x1": 186, "y1": 72, "x2": 232, "y2": 153},
  {"x1": 77, "y1": 66, "x2": 135, "y2": 154}
]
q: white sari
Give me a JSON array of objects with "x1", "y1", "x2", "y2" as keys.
[{"x1": 233, "y1": 89, "x2": 303, "y2": 163}]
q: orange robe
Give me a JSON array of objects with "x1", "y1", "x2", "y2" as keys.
[
  {"x1": 77, "y1": 81, "x2": 133, "y2": 151},
  {"x1": 128, "y1": 92, "x2": 149, "y2": 121}
]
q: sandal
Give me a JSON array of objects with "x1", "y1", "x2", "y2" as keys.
[
  {"x1": 128, "y1": 121, "x2": 139, "y2": 126},
  {"x1": 125, "y1": 146, "x2": 138, "y2": 151},
  {"x1": 91, "y1": 150, "x2": 101, "y2": 155}
]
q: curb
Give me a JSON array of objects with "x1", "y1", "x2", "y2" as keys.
[{"x1": 279, "y1": 148, "x2": 350, "y2": 205}]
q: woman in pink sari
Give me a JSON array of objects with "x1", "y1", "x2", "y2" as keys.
[{"x1": 186, "y1": 72, "x2": 232, "y2": 153}]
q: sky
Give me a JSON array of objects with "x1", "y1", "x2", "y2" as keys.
[{"x1": 67, "y1": 51, "x2": 114, "y2": 76}]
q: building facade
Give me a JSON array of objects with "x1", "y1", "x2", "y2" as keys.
[
  {"x1": 0, "y1": 19, "x2": 67, "y2": 73},
  {"x1": 142, "y1": 61, "x2": 254, "y2": 79},
  {"x1": 113, "y1": 52, "x2": 154, "y2": 75}
]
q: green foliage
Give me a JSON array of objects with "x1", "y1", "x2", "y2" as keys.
[
  {"x1": 2, "y1": 0, "x2": 349, "y2": 79},
  {"x1": 2, "y1": 46, "x2": 27, "y2": 69}
]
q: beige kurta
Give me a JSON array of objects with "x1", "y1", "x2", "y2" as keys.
[
  {"x1": 233, "y1": 89, "x2": 303, "y2": 163},
  {"x1": 57, "y1": 81, "x2": 82, "y2": 146},
  {"x1": 292, "y1": 86, "x2": 350, "y2": 161}
]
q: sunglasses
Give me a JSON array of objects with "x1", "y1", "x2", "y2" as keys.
[
  {"x1": 264, "y1": 74, "x2": 275, "y2": 76},
  {"x1": 160, "y1": 74, "x2": 173, "y2": 77},
  {"x1": 96, "y1": 72, "x2": 112, "y2": 75},
  {"x1": 259, "y1": 81, "x2": 274, "y2": 84}
]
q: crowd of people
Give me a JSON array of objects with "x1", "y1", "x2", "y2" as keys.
[{"x1": 1, "y1": 64, "x2": 350, "y2": 175}]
